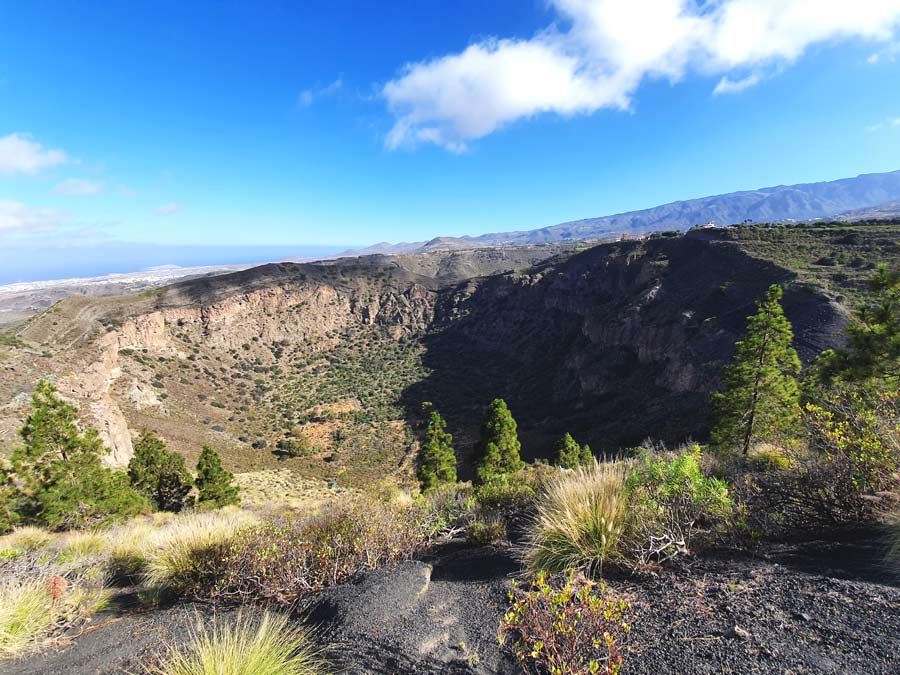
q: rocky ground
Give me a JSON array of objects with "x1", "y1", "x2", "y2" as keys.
[{"x1": 3, "y1": 532, "x2": 897, "y2": 675}]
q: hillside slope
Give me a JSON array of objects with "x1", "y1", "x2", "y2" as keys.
[{"x1": 1, "y1": 222, "x2": 897, "y2": 485}]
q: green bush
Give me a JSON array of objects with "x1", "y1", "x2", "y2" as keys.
[
  {"x1": 501, "y1": 569, "x2": 630, "y2": 675},
  {"x1": 623, "y1": 445, "x2": 732, "y2": 564},
  {"x1": 466, "y1": 516, "x2": 505, "y2": 546}
]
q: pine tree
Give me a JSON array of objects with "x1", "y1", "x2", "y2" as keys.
[
  {"x1": 418, "y1": 411, "x2": 457, "y2": 490},
  {"x1": 819, "y1": 264, "x2": 899, "y2": 386},
  {"x1": 475, "y1": 398, "x2": 524, "y2": 483},
  {"x1": 711, "y1": 285, "x2": 801, "y2": 455},
  {"x1": 8, "y1": 381, "x2": 147, "y2": 529},
  {"x1": 554, "y1": 432, "x2": 592, "y2": 469},
  {"x1": 195, "y1": 445, "x2": 240, "y2": 508},
  {"x1": 128, "y1": 430, "x2": 194, "y2": 512}
]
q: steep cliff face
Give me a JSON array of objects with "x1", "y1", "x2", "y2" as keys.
[{"x1": 410, "y1": 235, "x2": 846, "y2": 462}]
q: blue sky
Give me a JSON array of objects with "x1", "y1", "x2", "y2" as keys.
[{"x1": 2, "y1": 0, "x2": 900, "y2": 282}]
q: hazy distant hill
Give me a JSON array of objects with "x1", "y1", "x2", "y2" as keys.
[
  {"x1": 348, "y1": 169, "x2": 900, "y2": 255},
  {"x1": 836, "y1": 199, "x2": 900, "y2": 221}
]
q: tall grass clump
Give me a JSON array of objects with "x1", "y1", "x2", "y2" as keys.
[
  {"x1": 1, "y1": 527, "x2": 52, "y2": 552},
  {"x1": 0, "y1": 577, "x2": 112, "y2": 657},
  {"x1": 151, "y1": 611, "x2": 327, "y2": 675},
  {"x1": 144, "y1": 508, "x2": 258, "y2": 597},
  {"x1": 0, "y1": 580, "x2": 53, "y2": 657},
  {"x1": 524, "y1": 460, "x2": 629, "y2": 576}
]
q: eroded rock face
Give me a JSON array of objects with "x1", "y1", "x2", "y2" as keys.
[{"x1": 75, "y1": 275, "x2": 437, "y2": 466}]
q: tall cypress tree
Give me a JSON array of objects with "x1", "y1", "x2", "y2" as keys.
[
  {"x1": 418, "y1": 411, "x2": 457, "y2": 490},
  {"x1": 195, "y1": 445, "x2": 240, "y2": 508},
  {"x1": 128, "y1": 430, "x2": 194, "y2": 512},
  {"x1": 711, "y1": 285, "x2": 801, "y2": 455},
  {"x1": 475, "y1": 398, "x2": 524, "y2": 483}
]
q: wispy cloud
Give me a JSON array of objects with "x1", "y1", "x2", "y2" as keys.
[
  {"x1": 865, "y1": 116, "x2": 900, "y2": 132},
  {"x1": 713, "y1": 72, "x2": 762, "y2": 95},
  {"x1": 383, "y1": 0, "x2": 900, "y2": 151},
  {"x1": 0, "y1": 133, "x2": 70, "y2": 175},
  {"x1": 867, "y1": 40, "x2": 900, "y2": 63},
  {"x1": 116, "y1": 185, "x2": 138, "y2": 196},
  {"x1": 155, "y1": 202, "x2": 179, "y2": 215},
  {"x1": 298, "y1": 77, "x2": 343, "y2": 107},
  {"x1": 0, "y1": 200, "x2": 69, "y2": 232},
  {"x1": 51, "y1": 177, "x2": 104, "y2": 196}
]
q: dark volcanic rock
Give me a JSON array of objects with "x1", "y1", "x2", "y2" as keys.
[{"x1": 308, "y1": 543, "x2": 520, "y2": 674}]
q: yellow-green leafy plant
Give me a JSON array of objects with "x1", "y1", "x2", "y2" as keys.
[
  {"x1": 523, "y1": 460, "x2": 629, "y2": 576},
  {"x1": 500, "y1": 569, "x2": 630, "y2": 675},
  {"x1": 623, "y1": 445, "x2": 732, "y2": 565},
  {"x1": 151, "y1": 611, "x2": 327, "y2": 675}
]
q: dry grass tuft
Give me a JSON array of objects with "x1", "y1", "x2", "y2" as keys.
[
  {"x1": 523, "y1": 460, "x2": 629, "y2": 576},
  {"x1": 151, "y1": 611, "x2": 327, "y2": 675},
  {"x1": 143, "y1": 508, "x2": 258, "y2": 596}
]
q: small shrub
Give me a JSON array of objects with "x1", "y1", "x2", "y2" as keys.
[
  {"x1": 501, "y1": 569, "x2": 630, "y2": 675},
  {"x1": 144, "y1": 509, "x2": 257, "y2": 597},
  {"x1": 466, "y1": 516, "x2": 505, "y2": 546},
  {"x1": 475, "y1": 478, "x2": 535, "y2": 515},
  {"x1": 624, "y1": 445, "x2": 732, "y2": 565},
  {"x1": 215, "y1": 499, "x2": 425, "y2": 603},
  {"x1": 524, "y1": 460, "x2": 628, "y2": 576},
  {"x1": 151, "y1": 611, "x2": 326, "y2": 675}
]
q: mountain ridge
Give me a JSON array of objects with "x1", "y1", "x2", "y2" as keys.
[{"x1": 343, "y1": 169, "x2": 900, "y2": 256}]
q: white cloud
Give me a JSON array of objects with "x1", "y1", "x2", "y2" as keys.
[
  {"x1": 0, "y1": 133, "x2": 69, "y2": 174},
  {"x1": 51, "y1": 177, "x2": 104, "y2": 196},
  {"x1": 865, "y1": 115, "x2": 900, "y2": 131},
  {"x1": 155, "y1": 203, "x2": 179, "y2": 215},
  {"x1": 298, "y1": 78, "x2": 343, "y2": 107},
  {"x1": 713, "y1": 72, "x2": 762, "y2": 95},
  {"x1": 0, "y1": 200, "x2": 68, "y2": 232},
  {"x1": 116, "y1": 185, "x2": 138, "y2": 196},
  {"x1": 383, "y1": 0, "x2": 900, "y2": 151}
]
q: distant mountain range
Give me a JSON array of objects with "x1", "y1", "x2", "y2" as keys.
[{"x1": 345, "y1": 169, "x2": 900, "y2": 256}]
